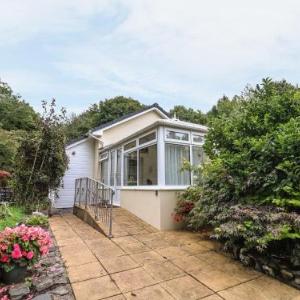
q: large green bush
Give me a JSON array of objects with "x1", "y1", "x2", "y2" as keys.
[{"x1": 179, "y1": 79, "x2": 300, "y2": 254}]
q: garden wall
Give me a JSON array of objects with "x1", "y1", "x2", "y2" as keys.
[{"x1": 232, "y1": 245, "x2": 300, "y2": 289}]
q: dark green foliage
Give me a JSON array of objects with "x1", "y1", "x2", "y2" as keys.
[
  {"x1": 13, "y1": 100, "x2": 68, "y2": 211},
  {"x1": 170, "y1": 105, "x2": 207, "y2": 125},
  {"x1": 0, "y1": 80, "x2": 38, "y2": 131},
  {"x1": 65, "y1": 96, "x2": 145, "y2": 140},
  {"x1": 0, "y1": 129, "x2": 19, "y2": 172},
  {"x1": 179, "y1": 79, "x2": 300, "y2": 253},
  {"x1": 0, "y1": 80, "x2": 39, "y2": 172}
]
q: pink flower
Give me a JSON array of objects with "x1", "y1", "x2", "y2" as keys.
[
  {"x1": 27, "y1": 251, "x2": 34, "y2": 260},
  {"x1": 1, "y1": 295, "x2": 9, "y2": 300},
  {"x1": 40, "y1": 246, "x2": 48, "y2": 255},
  {"x1": 0, "y1": 255, "x2": 9, "y2": 263},
  {"x1": 11, "y1": 244, "x2": 22, "y2": 260},
  {"x1": 22, "y1": 234, "x2": 30, "y2": 242}
]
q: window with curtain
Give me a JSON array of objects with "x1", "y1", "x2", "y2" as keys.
[
  {"x1": 100, "y1": 159, "x2": 109, "y2": 185},
  {"x1": 116, "y1": 149, "x2": 122, "y2": 186},
  {"x1": 110, "y1": 150, "x2": 115, "y2": 186},
  {"x1": 139, "y1": 144, "x2": 157, "y2": 185},
  {"x1": 165, "y1": 144, "x2": 190, "y2": 185},
  {"x1": 124, "y1": 151, "x2": 137, "y2": 186}
]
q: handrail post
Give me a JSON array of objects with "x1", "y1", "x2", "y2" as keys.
[
  {"x1": 85, "y1": 178, "x2": 88, "y2": 209},
  {"x1": 108, "y1": 189, "x2": 114, "y2": 239}
]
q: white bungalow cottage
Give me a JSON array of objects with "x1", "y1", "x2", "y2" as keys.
[{"x1": 54, "y1": 104, "x2": 208, "y2": 230}]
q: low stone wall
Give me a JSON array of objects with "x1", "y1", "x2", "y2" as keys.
[{"x1": 232, "y1": 245, "x2": 300, "y2": 290}]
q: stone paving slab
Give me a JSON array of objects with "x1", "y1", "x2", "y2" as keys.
[{"x1": 50, "y1": 210, "x2": 300, "y2": 300}]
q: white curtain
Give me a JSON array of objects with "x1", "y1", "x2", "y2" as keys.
[
  {"x1": 165, "y1": 144, "x2": 190, "y2": 185},
  {"x1": 100, "y1": 160, "x2": 109, "y2": 185}
]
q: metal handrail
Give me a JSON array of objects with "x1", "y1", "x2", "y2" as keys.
[{"x1": 74, "y1": 177, "x2": 114, "y2": 238}]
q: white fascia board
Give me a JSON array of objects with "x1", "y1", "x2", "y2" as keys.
[{"x1": 92, "y1": 107, "x2": 169, "y2": 136}]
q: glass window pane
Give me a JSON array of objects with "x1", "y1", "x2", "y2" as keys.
[
  {"x1": 166, "y1": 130, "x2": 189, "y2": 141},
  {"x1": 193, "y1": 134, "x2": 204, "y2": 144},
  {"x1": 110, "y1": 151, "x2": 115, "y2": 186},
  {"x1": 165, "y1": 144, "x2": 191, "y2": 185},
  {"x1": 139, "y1": 144, "x2": 157, "y2": 185},
  {"x1": 124, "y1": 140, "x2": 136, "y2": 151},
  {"x1": 124, "y1": 151, "x2": 137, "y2": 185},
  {"x1": 192, "y1": 146, "x2": 204, "y2": 166},
  {"x1": 100, "y1": 159, "x2": 109, "y2": 185},
  {"x1": 139, "y1": 132, "x2": 156, "y2": 145},
  {"x1": 116, "y1": 149, "x2": 122, "y2": 186}
]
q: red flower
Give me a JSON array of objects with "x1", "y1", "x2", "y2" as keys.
[
  {"x1": 27, "y1": 251, "x2": 34, "y2": 260},
  {"x1": 0, "y1": 255, "x2": 9, "y2": 263},
  {"x1": 11, "y1": 244, "x2": 22, "y2": 259}
]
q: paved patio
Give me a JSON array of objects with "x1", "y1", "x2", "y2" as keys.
[{"x1": 50, "y1": 208, "x2": 300, "y2": 300}]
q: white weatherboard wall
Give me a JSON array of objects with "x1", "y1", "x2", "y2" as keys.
[{"x1": 55, "y1": 139, "x2": 95, "y2": 208}]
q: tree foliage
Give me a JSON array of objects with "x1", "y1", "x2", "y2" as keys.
[
  {"x1": 13, "y1": 100, "x2": 68, "y2": 211},
  {"x1": 177, "y1": 79, "x2": 300, "y2": 254},
  {"x1": 0, "y1": 80, "x2": 38, "y2": 131},
  {"x1": 64, "y1": 96, "x2": 144, "y2": 140},
  {"x1": 0, "y1": 80, "x2": 39, "y2": 173},
  {"x1": 170, "y1": 105, "x2": 207, "y2": 125}
]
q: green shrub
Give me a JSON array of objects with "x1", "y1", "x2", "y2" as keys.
[
  {"x1": 0, "y1": 205, "x2": 25, "y2": 231},
  {"x1": 25, "y1": 214, "x2": 49, "y2": 227},
  {"x1": 179, "y1": 79, "x2": 300, "y2": 254}
]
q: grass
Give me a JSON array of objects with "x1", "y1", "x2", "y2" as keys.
[{"x1": 0, "y1": 205, "x2": 25, "y2": 231}]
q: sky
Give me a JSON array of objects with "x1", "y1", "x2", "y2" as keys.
[{"x1": 1, "y1": 0, "x2": 300, "y2": 115}]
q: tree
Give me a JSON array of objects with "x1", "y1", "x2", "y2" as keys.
[
  {"x1": 13, "y1": 100, "x2": 68, "y2": 211},
  {"x1": 0, "y1": 80, "x2": 39, "y2": 131},
  {"x1": 206, "y1": 95, "x2": 239, "y2": 120},
  {"x1": 170, "y1": 105, "x2": 207, "y2": 125},
  {"x1": 64, "y1": 96, "x2": 145, "y2": 141},
  {"x1": 177, "y1": 79, "x2": 300, "y2": 253},
  {"x1": 0, "y1": 129, "x2": 19, "y2": 172}
]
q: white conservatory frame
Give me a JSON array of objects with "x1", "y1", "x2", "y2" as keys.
[{"x1": 99, "y1": 125, "x2": 206, "y2": 192}]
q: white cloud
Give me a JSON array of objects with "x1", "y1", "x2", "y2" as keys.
[{"x1": 1, "y1": 0, "x2": 300, "y2": 112}]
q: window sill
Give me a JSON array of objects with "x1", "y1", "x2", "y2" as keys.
[{"x1": 120, "y1": 185, "x2": 189, "y2": 191}]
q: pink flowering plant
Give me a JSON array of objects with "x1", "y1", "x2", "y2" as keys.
[{"x1": 0, "y1": 225, "x2": 51, "y2": 272}]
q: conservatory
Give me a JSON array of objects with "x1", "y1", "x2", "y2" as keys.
[{"x1": 98, "y1": 122, "x2": 207, "y2": 229}]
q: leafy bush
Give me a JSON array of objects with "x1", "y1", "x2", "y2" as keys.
[
  {"x1": 179, "y1": 79, "x2": 300, "y2": 254},
  {"x1": 0, "y1": 225, "x2": 51, "y2": 272},
  {"x1": 25, "y1": 215, "x2": 49, "y2": 228},
  {"x1": 13, "y1": 100, "x2": 68, "y2": 211},
  {"x1": 0, "y1": 205, "x2": 25, "y2": 231}
]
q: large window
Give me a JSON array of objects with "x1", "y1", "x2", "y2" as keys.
[
  {"x1": 110, "y1": 150, "x2": 115, "y2": 186},
  {"x1": 100, "y1": 155, "x2": 109, "y2": 185},
  {"x1": 165, "y1": 144, "x2": 190, "y2": 185},
  {"x1": 124, "y1": 151, "x2": 137, "y2": 186},
  {"x1": 139, "y1": 145, "x2": 157, "y2": 185}
]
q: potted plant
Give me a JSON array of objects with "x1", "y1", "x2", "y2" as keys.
[{"x1": 0, "y1": 224, "x2": 51, "y2": 284}]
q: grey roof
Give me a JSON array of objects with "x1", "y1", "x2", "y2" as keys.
[{"x1": 66, "y1": 103, "x2": 169, "y2": 147}]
